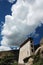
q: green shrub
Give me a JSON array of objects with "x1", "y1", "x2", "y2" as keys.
[
  {"x1": 33, "y1": 55, "x2": 43, "y2": 65},
  {"x1": 0, "y1": 55, "x2": 18, "y2": 65}
]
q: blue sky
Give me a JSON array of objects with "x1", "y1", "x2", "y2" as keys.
[
  {"x1": 0, "y1": 0, "x2": 43, "y2": 51},
  {"x1": 0, "y1": 0, "x2": 17, "y2": 40},
  {"x1": 0, "y1": 0, "x2": 12, "y2": 45}
]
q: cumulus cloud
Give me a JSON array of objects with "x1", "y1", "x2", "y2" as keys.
[
  {"x1": 8, "y1": 0, "x2": 16, "y2": 3},
  {"x1": 1, "y1": 0, "x2": 43, "y2": 47}
]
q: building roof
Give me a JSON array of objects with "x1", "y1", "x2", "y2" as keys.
[{"x1": 20, "y1": 37, "x2": 33, "y2": 48}]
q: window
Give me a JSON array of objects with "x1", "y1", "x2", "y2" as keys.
[
  {"x1": 31, "y1": 44, "x2": 33, "y2": 47},
  {"x1": 31, "y1": 49, "x2": 33, "y2": 52},
  {"x1": 41, "y1": 51, "x2": 43, "y2": 54}
]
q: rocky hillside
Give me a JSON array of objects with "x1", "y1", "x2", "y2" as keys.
[
  {"x1": 0, "y1": 50, "x2": 19, "y2": 60},
  {"x1": 0, "y1": 50, "x2": 19, "y2": 65}
]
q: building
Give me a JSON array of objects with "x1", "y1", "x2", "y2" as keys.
[
  {"x1": 40, "y1": 38, "x2": 43, "y2": 46},
  {"x1": 39, "y1": 38, "x2": 43, "y2": 58},
  {"x1": 18, "y1": 37, "x2": 34, "y2": 65},
  {"x1": 35, "y1": 38, "x2": 43, "y2": 57}
]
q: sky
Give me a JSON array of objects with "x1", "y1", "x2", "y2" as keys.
[{"x1": 0, "y1": 0, "x2": 43, "y2": 51}]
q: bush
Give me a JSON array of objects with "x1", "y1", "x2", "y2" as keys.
[
  {"x1": 33, "y1": 55, "x2": 43, "y2": 65},
  {"x1": 0, "y1": 55, "x2": 18, "y2": 65}
]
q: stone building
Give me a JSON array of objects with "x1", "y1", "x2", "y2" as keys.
[
  {"x1": 18, "y1": 38, "x2": 43, "y2": 65},
  {"x1": 40, "y1": 38, "x2": 43, "y2": 57},
  {"x1": 18, "y1": 37, "x2": 34, "y2": 65},
  {"x1": 35, "y1": 38, "x2": 43, "y2": 58},
  {"x1": 40, "y1": 38, "x2": 43, "y2": 46}
]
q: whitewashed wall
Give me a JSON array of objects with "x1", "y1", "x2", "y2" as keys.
[{"x1": 18, "y1": 41, "x2": 32, "y2": 64}]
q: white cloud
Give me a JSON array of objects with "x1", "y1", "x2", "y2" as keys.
[
  {"x1": 0, "y1": 46, "x2": 11, "y2": 51},
  {"x1": 8, "y1": 0, "x2": 16, "y2": 3},
  {"x1": 1, "y1": 0, "x2": 43, "y2": 47}
]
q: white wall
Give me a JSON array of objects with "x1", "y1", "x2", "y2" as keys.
[{"x1": 18, "y1": 41, "x2": 32, "y2": 64}]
